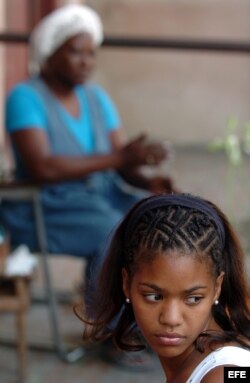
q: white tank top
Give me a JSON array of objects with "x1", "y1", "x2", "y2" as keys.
[{"x1": 186, "y1": 346, "x2": 250, "y2": 383}]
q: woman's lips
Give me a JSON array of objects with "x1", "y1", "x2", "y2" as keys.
[{"x1": 154, "y1": 333, "x2": 185, "y2": 346}]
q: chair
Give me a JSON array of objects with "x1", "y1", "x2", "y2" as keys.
[
  {"x1": 0, "y1": 181, "x2": 86, "y2": 363},
  {"x1": 0, "y1": 273, "x2": 31, "y2": 383}
]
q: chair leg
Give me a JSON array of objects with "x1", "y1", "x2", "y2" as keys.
[
  {"x1": 32, "y1": 192, "x2": 86, "y2": 363},
  {"x1": 15, "y1": 278, "x2": 28, "y2": 383},
  {"x1": 16, "y1": 310, "x2": 27, "y2": 383}
]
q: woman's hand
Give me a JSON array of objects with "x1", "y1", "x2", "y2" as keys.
[
  {"x1": 115, "y1": 133, "x2": 178, "y2": 193},
  {"x1": 148, "y1": 175, "x2": 178, "y2": 194},
  {"x1": 118, "y1": 134, "x2": 169, "y2": 169}
]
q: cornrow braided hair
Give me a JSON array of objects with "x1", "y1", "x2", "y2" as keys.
[{"x1": 123, "y1": 194, "x2": 225, "y2": 278}]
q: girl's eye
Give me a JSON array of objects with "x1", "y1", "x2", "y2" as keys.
[
  {"x1": 144, "y1": 293, "x2": 163, "y2": 302},
  {"x1": 186, "y1": 296, "x2": 203, "y2": 305}
]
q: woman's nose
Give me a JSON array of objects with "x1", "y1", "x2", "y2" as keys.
[
  {"x1": 80, "y1": 54, "x2": 94, "y2": 67},
  {"x1": 79, "y1": 54, "x2": 87, "y2": 66},
  {"x1": 159, "y1": 301, "x2": 183, "y2": 327}
]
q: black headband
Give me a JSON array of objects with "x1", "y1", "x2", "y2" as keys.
[{"x1": 125, "y1": 194, "x2": 225, "y2": 249}]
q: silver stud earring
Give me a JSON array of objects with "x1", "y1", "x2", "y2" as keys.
[
  {"x1": 125, "y1": 298, "x2": 131, "y2": 304},
  {"x1": 214, "y1": 299, "x2": 219, "y2": 305}
]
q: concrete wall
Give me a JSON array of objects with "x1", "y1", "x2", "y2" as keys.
[{"x1": 86, "y1": 0, "x2": 250, "y2": 145}]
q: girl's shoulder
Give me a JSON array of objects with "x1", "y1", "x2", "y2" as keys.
[
  {"x1": 187, "y1": 346, "x2": 250, "y2": 383},
  {"x1": 207, "y1": 345, "x2": 250, "y2": 363}
]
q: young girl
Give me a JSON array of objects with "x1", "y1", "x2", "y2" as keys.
[{"x1": 76, "y1": 193, "x2": 250, "y2": 382}]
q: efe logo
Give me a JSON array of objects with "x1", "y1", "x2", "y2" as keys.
[{"x1": 224, "y1": 367, "x2": 249, "y2": 382}]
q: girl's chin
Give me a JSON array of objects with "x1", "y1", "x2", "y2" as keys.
[
  {"x1": 157, "y1": 349, "x2": 187, "y2": 360},
  {"x1": 150, "y1": 342, "x2": 190, "y2": 360}
]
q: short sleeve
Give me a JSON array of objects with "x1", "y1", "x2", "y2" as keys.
[
  {"x1": 91, "y1": 84, "x2": 121, "y2": 131},
  {"x1": 5, "y1": 83, "x2": 47, "y2": 133}
]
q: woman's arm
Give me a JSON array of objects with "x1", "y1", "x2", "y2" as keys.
[
  {"x1": 11, "y1": 127, "x2": 168, "y2": 184},
  {"x1": 11, "y1": 128, "x2": 122, "y2": 183}
]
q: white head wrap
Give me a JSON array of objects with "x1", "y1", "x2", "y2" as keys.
[{"x1": 29, "y1": 4, "x2": 103, "y2": 75}]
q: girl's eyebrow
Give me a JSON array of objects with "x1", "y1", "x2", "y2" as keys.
[
  {"x1": 184, "y1": 286, "x2": 208, "y2": 293},
  {"x1": 138, "y1": 283, "x2": 208, "y2": 293},
  {"x1": 138, "y1": 283, "x2": 163, "y2": 292}
]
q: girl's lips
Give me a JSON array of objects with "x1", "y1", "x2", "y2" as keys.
[{"x1": 154, "y1": 333, "x2": 185, "y2": 346}]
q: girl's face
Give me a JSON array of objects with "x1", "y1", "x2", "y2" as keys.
[
  {"x1": 45, "y1": 33, "x2": 96, "y2": 85},
  {"x1": 122, "y1": 250, "x2": 224, "y2": 364}
]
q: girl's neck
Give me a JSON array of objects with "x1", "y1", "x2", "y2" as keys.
[{"x1": 160, "y1": 347, "x2": 200, "y2": 383}]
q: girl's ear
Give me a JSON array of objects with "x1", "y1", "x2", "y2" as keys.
[
  {"x1": 214, "y1": 271, "x2": 225, "y2": 301},
  {"x1": 122, "y1": 268, "x2": 130, "y2": 299}
]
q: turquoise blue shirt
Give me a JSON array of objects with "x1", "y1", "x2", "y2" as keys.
[{"x1": 5, "y1": 81, "x2": 121, "y2": 154}]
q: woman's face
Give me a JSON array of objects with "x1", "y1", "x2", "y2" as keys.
[
  {"x1": 122, "y1": 250, "x2": 224, "y2": 364},
  {"x1": 45, "y1": 33, "x2": 96, "y2": 85}
]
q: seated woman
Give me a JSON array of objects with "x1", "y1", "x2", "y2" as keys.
[{"x1": 1, "y1": 4, "x2": 176, "y2": 369}]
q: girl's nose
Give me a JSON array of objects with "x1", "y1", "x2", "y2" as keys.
[{"x1": 159, "y1": 301, "x2": 182, "y2": 327}]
